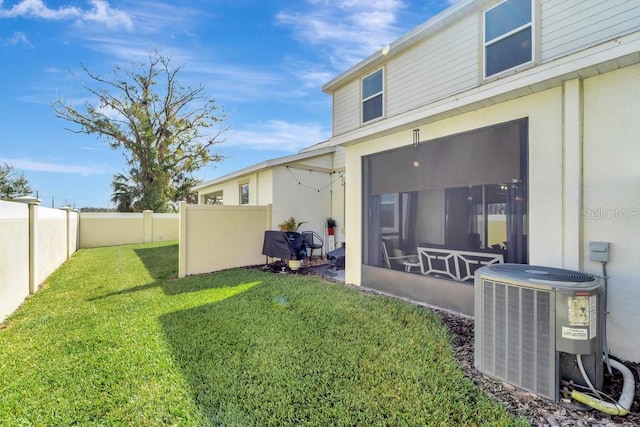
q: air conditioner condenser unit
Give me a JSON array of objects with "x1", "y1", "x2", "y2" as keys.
[{"x1": 474, "y1": 264, "x2": 604, "y2": 402}]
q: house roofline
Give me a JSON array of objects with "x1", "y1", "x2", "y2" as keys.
[
  {"x1": 326, "y1": 33, "x2": 640, "y2": 147},
  {"x1": 321, "y1": 0, "x2": 479, "y2": 93},
  {"x1": 193, "y1": 145, "x2": 336, "y2": 191}
]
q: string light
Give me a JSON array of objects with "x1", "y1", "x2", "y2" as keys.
[{"x1": 286, "y1": 166, "x2": 344, "y2": 192}]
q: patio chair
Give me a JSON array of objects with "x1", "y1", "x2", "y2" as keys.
[
  {"x1": 381, "y1": 238, "x2": 419, "y2": 271},
  {"x1": 302, "y1": 231, "x2": 324, "y2": 258}
]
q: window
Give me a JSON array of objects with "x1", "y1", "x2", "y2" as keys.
[
  {"x1": 363, "y1": 119, "x2": 528, "y2": 283},
  {"x1": 484, "y1": 0, "x2": 533, "y2": 78},
  {"x1": 380, "y1": 193, "x2": 399, "y2": 233},
  {"x1": 205, "y1": 190, "x2": 223, "y2": 205},
  {"x1": 239, "y1": 183, "x2": 249, "y2": 205},
  {"x1": 362, "y1": 69, "x2": 383, "y2": 123}
]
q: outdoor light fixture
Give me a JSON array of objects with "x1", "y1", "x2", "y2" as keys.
[
  {"x1": 412, "y1": 128, "x2": 420, "y2": 149},
  {"x1": 412, "y1": 128, "x2": 421, "y2": 167}
]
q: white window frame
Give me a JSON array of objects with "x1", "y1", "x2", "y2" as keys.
[
  {"x1": 239, "y1": 183, "x2": 249, "y2": 205},
  {"x1": 361, "y1": 68, "x2": 384, "y2": 123},
  {"x1": 483, "y1": 0, "x2": 534, "y2": 79},
  {"x1": 380, "y1": 193, "x2": 401, "y2": 234}
]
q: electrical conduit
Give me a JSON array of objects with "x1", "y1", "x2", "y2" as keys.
[{"x1": 571, "y1": 357, "x2": 635, "y2": 416}]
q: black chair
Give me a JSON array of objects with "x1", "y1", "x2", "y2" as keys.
[{"x1": 302, "y1": 231, "x2": 324, "y2": 258}]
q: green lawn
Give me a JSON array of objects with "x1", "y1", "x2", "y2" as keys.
[{"x1": 0, "y1": 241, "x2": 527, "y2": 426}]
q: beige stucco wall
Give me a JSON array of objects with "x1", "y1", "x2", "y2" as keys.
[
  {"x1": 197, "y1": 171, "x2": 273, "y2": 207},
  {"x1": 195, "y1": 153, "x2": 340, "y2": 251},
  {"x1": 80, "y1": 213, "x2": 145, "y2": 248},
  {"x1": 344, "y1": 87, "x2": 564, "y2": 286},
  {"x1": 179, "y1": 204, "x2": 271, "y2": 277},
  {"x1": 581, "y1": 63, "x2": 640, "y2": 361},
  {"x1": 272, "y1": 165, "x2": 332, "y2": 240},
  {"x1": 343, "y1": 66, "x2": 640, "y2": 361},
  {"x1": 0, "y1": 201, "x2": 29, "y2": 322},
  {"x1": 152, "y1": 213, "x2": 179, "y2": 242},
  {"x1": 79, "y1": 212, "x2": 178, "y2": 248},
  {"x1": 331, "y1": 173, "x2": 346, "y2": 247}
]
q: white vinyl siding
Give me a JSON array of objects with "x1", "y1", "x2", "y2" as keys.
[
  {"x1": 332, "y1": 82, "x2": 360, "y2": 136},
  {"x1": 328, "y1": 0, "x2": 640, "y2": 137},
  {"x1": 387, "y1": 17, "x2": 478, "y2": 116},
  {"x1": 541, "y1": 0, "x2": 640, "y2": 61}
]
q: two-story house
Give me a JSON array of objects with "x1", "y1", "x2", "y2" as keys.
[{"x1": 322, "y1": 0, "x2": 640, "y2": 362}]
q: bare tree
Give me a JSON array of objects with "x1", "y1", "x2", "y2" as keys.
[{"x1": 53, "y1": 49, "x2": 228, "y2": 212}]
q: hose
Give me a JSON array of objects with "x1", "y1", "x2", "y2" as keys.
[
  {"x1": 571, "y1": 358, "x2": 635, "y2": 416},
  {"x1": 576, "y1": 353, "x2": 601, "y2": 399}
]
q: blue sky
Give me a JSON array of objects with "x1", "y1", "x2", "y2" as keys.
[{"x1": 1, "y1": 0, "x2": 455, "y2": 209}]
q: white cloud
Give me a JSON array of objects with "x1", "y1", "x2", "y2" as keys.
[
  {"x1": 0, "y1": 0, "x2": 81, "y2": 19},
  {"x1": 0, "y1": 158, "x2": 108, "y2": 176},
  {"x1": 0, "y1": 0, "x2": 132, "y2": 30},
  {"x1": 226, "y1": 120, "x2": 329, "y2": 152},
  {"x1": 277, "y1": 0, "x2": 407, "y2": 70},
  {"x1": 82, "y1": 0, "x2": 133, "y2": 30},
  {"x1": 2, "y1": 31, "x2": 33, "y2": 47}
]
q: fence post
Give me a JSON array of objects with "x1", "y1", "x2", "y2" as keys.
[
  {"x1": 73, "y1": 209, "x2": 80, "y2": 252},
  {"x1": 178, "y1": 202, "x2": 187, "y2": 278},
  {"x1": 14, "y1": 196, "x2": 42, "y2": 294},
  {"x1": 60, "y1": 206, "x2": 73, "y2": 260},
  {"x1": 143, "y1": 210, "x2": 153, "y2": 243}
]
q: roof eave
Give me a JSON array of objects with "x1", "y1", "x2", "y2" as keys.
[
  {"x1": 193, "y1": 146, "x2": 336, "y2": 191},
  {"x1": 321, "y1": 0, "x2": 479, "y2": 94}
]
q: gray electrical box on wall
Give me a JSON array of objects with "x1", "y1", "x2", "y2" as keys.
[{"x1": 589, "y1": 241, "x2": 610, "y2": 262}]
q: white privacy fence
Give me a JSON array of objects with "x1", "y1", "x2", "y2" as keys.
[
  {"x1": 1, "y1": 200, "x2": 278, "y2": 321},
  {"x1": 0, "y1": 200, "x2": 179, "y2": 322},
  {"x1": 0, "y1": 198, "x2": 79, "y2": 322}
]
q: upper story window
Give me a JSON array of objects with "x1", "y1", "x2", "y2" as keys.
[
  {"x1": 362, "y1": 69, "x2": 383, "y2": 123},
  {"x1": 240, "y1": 183, "x2": 249, "y2": 205},
  {"x1": 484, "y1": 0, "x2": 533, "y2": 78}
]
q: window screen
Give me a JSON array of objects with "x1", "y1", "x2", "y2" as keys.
[{"x1": 363, "y1": 119, "x2": 529, "y2": 279}]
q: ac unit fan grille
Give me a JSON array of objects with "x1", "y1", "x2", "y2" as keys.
[
  {"x1": 486, "y1": 264, "x2": 594, "y2": 282},
  {"x1": 479, "y1": 279, "x2": 555, "y2": 400}
]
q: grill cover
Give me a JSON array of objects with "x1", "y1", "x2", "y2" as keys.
[{"x1": 262, "y1": 231, "x2": 302, "y2": 260}]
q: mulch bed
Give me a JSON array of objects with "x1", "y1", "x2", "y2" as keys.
[{"x1": 256, "y1": 257, "x2": 331, "y2": 274}]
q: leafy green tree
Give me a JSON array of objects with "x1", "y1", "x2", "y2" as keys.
[
  {"x1": 0, "y1": 163, "x2": 32, "y2": 201},
  {"x1": 170, "y1": 173, "x2": 201, "y2": 208},
  {"x1": 110, "y1": 169, "x2": 200, "y2": 212},
  {"x1": 53, "y1": 50, "x2": 228, "y2": 212},
  {"x1": 110, "y1": 171, "x2": 140, "y2": 212}
]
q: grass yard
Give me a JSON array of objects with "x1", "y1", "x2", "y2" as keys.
[{"x1": 0, "y1": 241, "x2": 527, "y2": 426}]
